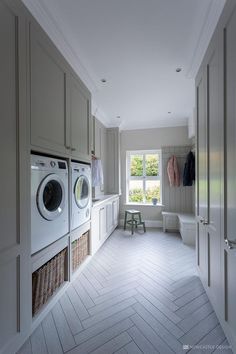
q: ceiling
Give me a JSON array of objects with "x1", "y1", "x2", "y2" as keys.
[{"x1": 22, "y1": 0, "x2": 226, "y2": 130}]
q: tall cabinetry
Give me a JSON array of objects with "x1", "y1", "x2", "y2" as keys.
[
  {"x1": 0, "y1": 1, "x2": 30, "y2": 353},
  {"x1": 92, "y1": 117, "x2": 107, "y2": 192},
  {"x1": 29, "y1": 21, "x2": 91, "y2": 162},
  {"x1": 92, "y1": 119, "x2": 121, "y2": 196},
  {"x1": 106, "y1": 127, "x2": 121, "y2": 195},
  {"x1": 196, "y1": 0, "x2": 236, "y2": 350}
]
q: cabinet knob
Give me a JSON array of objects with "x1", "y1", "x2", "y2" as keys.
[
  {"x1": 225, "y1": 238, "x2": 236, "y2": 250},
  {"x1": 199, "y1": 217, "x2": 208, "y2": 225},
  {"x1": 65, "y1": 145, "x2": 71, "y2": 150}
]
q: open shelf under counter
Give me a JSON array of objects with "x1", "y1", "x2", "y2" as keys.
[{"x1": 31, "y1": 233, "x2": 70, "y2": 273}]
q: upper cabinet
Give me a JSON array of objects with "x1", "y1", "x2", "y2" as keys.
[
  {"x1": 69, "y1": 73, "x2": 91, "y2": 162},
  {"x1": 29, "y1": 21, "x2": 91, "y2": 161},
  {"x1": 106, "y1": 128, "x2": 121, "y2": 195},
  {"x1": 29, "y1": 21, "x2": 69, "y2": 155}
]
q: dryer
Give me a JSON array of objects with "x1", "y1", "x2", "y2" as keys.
[
  {"x1": 31, "y1": 154, "x2": 69, "y2": 254},
  {"x1": 71, "y1": 162, "x2": 91, "y2": 231}
]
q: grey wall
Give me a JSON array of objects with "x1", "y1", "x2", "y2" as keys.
[{"x1": 120, "y1": 126, "x2": 193, "y2": 223}]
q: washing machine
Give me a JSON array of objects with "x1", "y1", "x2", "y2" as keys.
[
  {"x1": 31, "y1": 154, "x2": 69, "y2": 254},
  {"x1": 71, "y1": 162, "x2": 91, "y2": 231}
]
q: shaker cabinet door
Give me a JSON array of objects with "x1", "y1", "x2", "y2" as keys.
[
  {"x1": 70, "y1": 73, "x2": 91, "y2": 161},
  {"x1": 196, "y1": 71, "x2": 208, "y2": 287},
  {"x1": 206, "y1": 37, "x2": 222, "y2": 312},
  {"x1": 0, "y1": 1, "x2": 30, "y2": 353},
  {"x1": 29, "y1": 22, "x2": 68, "y2": 154},
  {"x1": 222, "y1": 6, "x2": 236, "y2": 349}
]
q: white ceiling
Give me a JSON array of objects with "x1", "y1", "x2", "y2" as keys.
[{"x1": 22, "y1": 0, "x2": 226, "y2": 130}]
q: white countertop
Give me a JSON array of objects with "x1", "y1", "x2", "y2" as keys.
[{"x1": 92, "y1": 194, "x2": 119, "y2": 207}]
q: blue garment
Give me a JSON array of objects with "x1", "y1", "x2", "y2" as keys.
[{"x1": 183, "y1": 151, "x2": 195, "y2": 186}]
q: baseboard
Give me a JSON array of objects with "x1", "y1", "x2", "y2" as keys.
[
  {"x1": 119, "y1": 219, "x2": 163, "y2": 228},
  {"x1": 198, "y1": 269, "x2": 236, "y2": 353}
]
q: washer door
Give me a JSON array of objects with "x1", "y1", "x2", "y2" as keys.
[
  {"x1": 37, "y1": 174, "x2": 65, "y2": 221},
  {"x1": 74, "y1": 175, "x2": 90, "y2": 209}
]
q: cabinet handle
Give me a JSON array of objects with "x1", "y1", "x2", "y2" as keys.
[
  {"x1": 71, "y1": 147, "x2": 76, "y2": 151},
  {"x1": 65, "y1": 145, "x2": 71, "y2": 150},
  {"x1": 225, "y1": 238, "x2": 236, "y2": 250},
  {"x1": 199, "y1": 217, "x2": 208, "y2": 225}
]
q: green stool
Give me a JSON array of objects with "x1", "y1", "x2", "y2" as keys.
[{"x1": 124, "y1": 210, "x2": 146, "y2": 235}]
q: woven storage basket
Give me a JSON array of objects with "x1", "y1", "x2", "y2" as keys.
[
  {"x1": 72, "y1": 231, "x2": 89, "y2": 272},
  {"x1": 32, "y1": 248, "x2": 67, "y2": 316}
]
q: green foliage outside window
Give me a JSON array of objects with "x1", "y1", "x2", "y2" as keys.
[
  {"x1": 146, "y1": 155, "x2": 159, "y2": 176},
  {"x1": 145, "y1": 186, "x2": 160, "y2": 203},
  {"x1": 130, "y1": 154, "x2": 159, "y2": 177},
  {"x1": 129, "y1": 152, "x2": 160, "y2": 204},
  {"x1": 131, "y1": 155, "x2": 143, "y2": 176},
  {"x1": 129, "y1": 188, "x2": 144, "y2": 202},
  {"x1": 129, "y1": 186, "x2": 160, "y2": 203}
]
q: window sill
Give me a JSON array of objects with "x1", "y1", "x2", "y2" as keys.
[{"x1": 125, "y1": 202, "x2": 164, "y2": 207}]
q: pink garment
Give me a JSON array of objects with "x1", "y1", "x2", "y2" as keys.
[{"x1": 167, "y1": 155, "x2": 180, "y2": 187}]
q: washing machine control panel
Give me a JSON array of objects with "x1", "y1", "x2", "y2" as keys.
[{"x1": 50, "y1": 161, "x2": 56, "y2": 167}]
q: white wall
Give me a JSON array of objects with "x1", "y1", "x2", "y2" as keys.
[{"x1": 120, "y1": 126, "x2": 192, "y2": 224}]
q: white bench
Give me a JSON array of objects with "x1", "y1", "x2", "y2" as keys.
[{"x1": 162, "y1": 211, "x2": 196, "y2": 246}]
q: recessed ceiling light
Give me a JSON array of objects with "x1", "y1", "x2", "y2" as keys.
[
  {"x1": 101, "y1": 78, "x2": 107, "y2": 83},
  {"x1": 176, "y1": 68, "x2": 182, "y2": 73}
]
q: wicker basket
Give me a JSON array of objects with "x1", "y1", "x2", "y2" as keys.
[
  {"x1": 72, "y1": 231, "x2": 89, "y2": 272},
  {"x1": 32, "y1": 248, "x2": 67, "y2": 316}
]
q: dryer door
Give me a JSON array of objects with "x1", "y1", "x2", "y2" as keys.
[
  {"x1": 74, "y1": 175, "x2": 90, "y2": 209},
  {"x1": 37, "y1": 173, "x2": 65, "y2": 220}
]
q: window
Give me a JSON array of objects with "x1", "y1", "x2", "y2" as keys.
[{"x1": 126, "y1": 150, "x2": 162, "y2": 204}]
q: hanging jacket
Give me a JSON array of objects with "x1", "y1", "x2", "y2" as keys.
[
  {"x1": 183, "y1": 151, "x2": 195, "y2": 186},
  {"x1": 167, "y1": 155, "x2": 180, "y2": 187}
]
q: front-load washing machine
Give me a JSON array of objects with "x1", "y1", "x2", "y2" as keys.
[
  {"x1": 31, "y1": 154, "x2": 69, "y2": 254},
  {"x1": 71, "y1": 162, "x2": 91, "y2": 231}
]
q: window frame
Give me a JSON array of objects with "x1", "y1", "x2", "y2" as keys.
[{"x1": 126, "y1": 149, "x2": 162, "y2": 205}]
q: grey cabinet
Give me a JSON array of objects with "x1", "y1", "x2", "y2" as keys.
[
  {"x1": 29, "y1": 21, "x2": 69, "y2": 154},
  {"x1": 106, "y1": 128, "x2": 121, "y2": 195},
  {"x1": 196, "y1": 69, "x2": 208, "y2": 288},
  {"x1": 30, "y1": 21, "x2": 91, "y2": 160},
  {"x1": 69, "y1": 73, "x2": 91, "y2": 162},
  {"x1": 99, "y1": 206, "x2": 106, "y2": 241},
  {"x1": 196, "y1": 0, "x2": 236, "y2": 350},
  {"x1": 0, "y1": 1, "x2": 30, "y2": 353},
  {"x1": 91, "y1": 196, "x2": 119, "y2": 256},
  {"x1": 221, "y1": 4, "x2": 236, "y2": 349},
  {"x1": 93, "y1": 116, "x2": 102, "y2": 158},
  {"x1": 93, "y1": 117, "x2": 107, "y2": 191}
]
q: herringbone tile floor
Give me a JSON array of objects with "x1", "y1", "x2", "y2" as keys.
[{"x1": 19, "y1": 228, "x2": 233, "y2": 354}]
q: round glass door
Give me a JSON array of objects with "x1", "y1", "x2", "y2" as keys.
[
  {"x1": 37, "y1": 174, "x2": 65, "y2": 221},
  {"x1": 74, "y1": 175, "x2": 90, "y2": 209}
]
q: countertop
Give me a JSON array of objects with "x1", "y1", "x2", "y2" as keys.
[{"x1": 92, "y1": 194, "x2": 119, "y2": 207}]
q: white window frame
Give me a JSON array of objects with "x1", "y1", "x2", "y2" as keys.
[{"x1": 126, "y1": 150, "x2": 162, "y2": 205}]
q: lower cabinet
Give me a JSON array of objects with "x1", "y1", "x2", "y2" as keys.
[{"x1": 91, "y1": 196, "x2": 119, "y2": 255}]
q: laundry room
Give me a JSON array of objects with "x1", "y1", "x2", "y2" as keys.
[{"x1": 1, "y1": 0, "x2": 236, "y2": 353}]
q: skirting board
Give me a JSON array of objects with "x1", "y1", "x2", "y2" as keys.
[{"x1": 119, "y1": 219, "x2": 163, "y2": 228}]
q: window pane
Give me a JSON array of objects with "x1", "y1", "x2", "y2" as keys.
[
  {"x1": 129, "y1": 180, "x2": 144, "y2": 203},
  {"x1": 145, "y1": 154, "x2": 159, "y2": 176},
  {"x1": 130, "y1": 155, "x2": 143, "y2": 176},
  {"x1": 145, "y1": 180, "x2": 160, "y2": 203}
]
